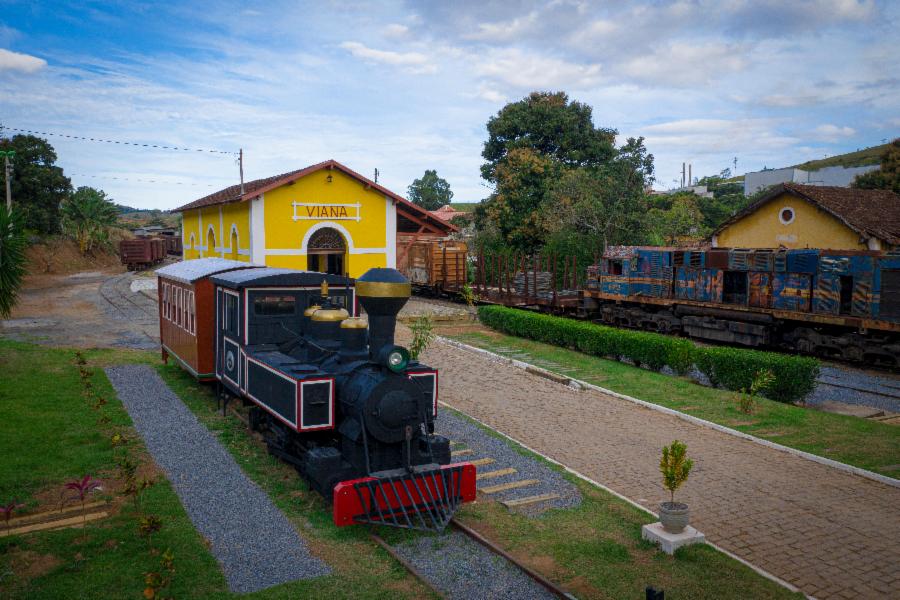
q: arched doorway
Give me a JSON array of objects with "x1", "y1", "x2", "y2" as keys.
[
  {"x1": 207, "y1": 227, "x2": 217, "y2": 258},
  {"x1": 230, "y1": 229, "x2": 239, "y2": 260},
  {"x1": 306, "y1": 227, "x2": 346, "y2": 275}
]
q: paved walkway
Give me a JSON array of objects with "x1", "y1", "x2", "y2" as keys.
[
  {"x1": 106, "y1": 365, "x2": 330, "y2": 592},
  {"x1": 414, "y1": 338, "x2": 900, "y2": 599}
]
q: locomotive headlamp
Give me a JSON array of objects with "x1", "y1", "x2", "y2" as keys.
[{"x1": 378, "y1": 345, "x2": 409, "y2": 373}]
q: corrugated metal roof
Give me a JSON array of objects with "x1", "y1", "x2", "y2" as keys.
[
  {"x1": 155, "y1": 258, "x2": 260, "y2": 284},
  {"x1": 211, "y1": 267, "x2": 353, "y2": 288}
]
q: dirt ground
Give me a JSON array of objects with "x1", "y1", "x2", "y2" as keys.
[{"x1": 1, "y1": 270, "x2": 160, "y2": 350}]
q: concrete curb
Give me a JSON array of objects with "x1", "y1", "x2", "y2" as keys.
[
  {"x1": 439, "y1": 401, "x2": 809, "y2": 599},
  {"x1": 437, "y1": 335, "x2": 900, "y2": 490}
]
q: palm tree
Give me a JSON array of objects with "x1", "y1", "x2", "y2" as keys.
[
  {"x1": 0, "y1": 204, "x2": 27, "y2": 318},
  {"x1": 61, "y1": 186, "x2": 119, "y2": 255}
]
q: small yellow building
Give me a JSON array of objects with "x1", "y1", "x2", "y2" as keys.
[
  {"x1": 175, "y1": 160, "x2": 453, "y2": 278},
  {"x1": 711, "y1": 183, "x2": 900, "y2": 251}
]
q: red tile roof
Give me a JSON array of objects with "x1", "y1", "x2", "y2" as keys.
[
  {"x1": 713, "y1": 182, "x2": 900, "y2": 245},
  {"x1": 174, "y1": 159, "x2": 456, "y2": 233}
]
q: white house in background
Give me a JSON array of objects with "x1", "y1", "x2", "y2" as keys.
[{"x1": 743, "y1": 164, "x2": 880, "y2": 196}]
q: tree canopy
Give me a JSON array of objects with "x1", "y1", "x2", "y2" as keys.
[
  {"x1": 853, "y1": 138, "x2": 900, "y2": 194},
  {"x1": 407, "y1": 169, "x2": 454, "y2": 211},
  {"x1": 0, "y1": 134, "x2": 72, "y2": 234},
  {"x1": 61, "y1": 186, "x2": 119, "y2": 255},
  {"x1": 481, "y1": 91, "x2": 616, "y2": 183},
  {"x1": 475, "y1": 91, "x2": 653, "y2": 255}
]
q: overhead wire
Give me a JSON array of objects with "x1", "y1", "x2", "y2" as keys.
[
  {"x1": 71, "y1": 173, "x2": 218, "y2": 187},
  {"x1": 4, "y1": 127, "x2": 238, "y2": 156}
]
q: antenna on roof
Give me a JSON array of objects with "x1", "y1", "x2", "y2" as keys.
[
  {"x1": 374, "y1": 168, "x2": 379, "y2": 184},
  {"x1": 239, "y1": 148, "x2": 245, "y2": 195}
]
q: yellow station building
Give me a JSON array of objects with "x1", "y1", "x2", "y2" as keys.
[
  {"x1": 711, "y1": 182, "x2": 900, "y2": 251},
  {"x1": 175, "y1": 160, "x2": 454, "y2": 278}
]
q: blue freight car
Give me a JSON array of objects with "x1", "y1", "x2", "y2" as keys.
[{"x1": 580, "y1": 246, "x2": 900, "y2": 365}]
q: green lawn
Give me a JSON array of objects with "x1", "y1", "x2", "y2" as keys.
[
  {"x1": 0, "y1": 340, "x2": 428, "y2": 599},
  {"x1": 443, "y1": 329, "x2": 900, "y2": 478}
]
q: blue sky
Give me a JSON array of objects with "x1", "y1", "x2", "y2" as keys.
[{"x1": 1, "y1": 0, "x2": 897, "y2": 209}]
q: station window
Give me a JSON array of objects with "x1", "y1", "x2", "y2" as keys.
[{"x1": 254, "y1": 295, "x2": 296, "y2": 316}]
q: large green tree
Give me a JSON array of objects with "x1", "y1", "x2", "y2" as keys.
[
  {"x1": 61, "y1": 186, "x2": 119, "y2": 255},
  {"x1": 481, "y1": 91, "x2": 616, "y2": 183},
  {"x1": 545, "y1": 136, "x2": 655, "y2": 250},
  {"x1": 0, "y1": 134, "x2": 72, "y2": 234},
  {"x1": 853, "y1": 138, "x2": 900, "y2": 194},
  {"x1": 477, "y1": 92, "x2": 642, "y2": 254},
  {"x1": 407, "y1": 169, "x2": 454, "y2": 211}
]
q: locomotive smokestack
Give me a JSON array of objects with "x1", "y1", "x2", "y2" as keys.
[{"x1": 355, "y1": 268, "x2": 411, "y2": 358}]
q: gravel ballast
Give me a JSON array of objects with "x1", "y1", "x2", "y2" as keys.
[
  {"x1": 437, "y1": 411, "x2": 581, "y2": 514},
  {"x1": 392, "y1": 530, "x2": 555, "y2": 600},
  {"x1": 105, "y1": 364, "x2": 330, "y2": 593}
]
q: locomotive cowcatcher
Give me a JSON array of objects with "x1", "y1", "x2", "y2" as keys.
[{"x1": 207, "y1": 265, "x2": 475, "y2": 531}]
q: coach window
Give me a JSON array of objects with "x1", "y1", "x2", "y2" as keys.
[
  {"x1": 254, "y1": 295, "x2": 296, "y2": 316},
  {"x1": 224, "y1": 293, "x2": 239, "y2": 336}
]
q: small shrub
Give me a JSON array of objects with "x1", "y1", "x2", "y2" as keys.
[
  {"x1": 143, "y1": 548, "x2": 175, "y2": 599},
  {"x1": 139, "y1": 515, "x2": 163, "y2": 548},
  {"x1": 408, "y1": 313, "x2": 436, "y2": 360},
  {"x1": 63, "y1": 475, "x2": 102, "y2": 523},
  {"x1": 738, "y1": 369, "x2": 775, "y2": 414},
  {"x1": 660, "y1": 440, "x2": 693, "y2": 504}
]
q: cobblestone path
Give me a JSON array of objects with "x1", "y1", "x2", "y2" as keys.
[{"x1": 414, "y1": 337, "x2": 900, "y2": 599}]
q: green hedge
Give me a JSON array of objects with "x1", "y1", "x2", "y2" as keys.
[{"x1": 477, "y1": 305, "x2": 819, "y2": 403}]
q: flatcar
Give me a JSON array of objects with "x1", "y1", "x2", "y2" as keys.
[
  {"x1": 581, "y1": 246, "x2": 900, "y2": 366},
  {"x1": 159, "y1": 263, "x2": 475, "y2": 530}
]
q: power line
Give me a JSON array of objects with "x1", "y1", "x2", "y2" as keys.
[
  {"x1": 71, "y1": 173, "x2": 217, "y2": 187},
  {"x1": 4, "y1": 127, "x2": 237, "y2": 156}
]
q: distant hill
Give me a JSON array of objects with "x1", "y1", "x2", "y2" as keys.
[{"x1": 791, "y1": 143, "x2": 888, "y2": 171}]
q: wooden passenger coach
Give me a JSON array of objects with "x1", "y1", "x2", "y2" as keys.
[{"x1": 156, "y1": 258, "x2": 259, "y2": 380}]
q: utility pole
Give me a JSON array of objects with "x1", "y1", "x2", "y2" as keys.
[
  {"x1": 0, "y1": 150, "x2": 14, "y2": 211},
  {"x1": 239, "y1": 148, "x2": 245, "y2": 195},
  {"x1": 374, "y1": 168, "x2": 379, "y2": 184}
]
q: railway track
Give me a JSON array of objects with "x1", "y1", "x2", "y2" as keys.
[{"x1": 370, "y1": 519, "x2": 575, "y2": 600}]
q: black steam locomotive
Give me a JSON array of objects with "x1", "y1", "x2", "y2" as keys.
[{"x1": 205, "y1": 266, "x2": 475, "y2": 531}]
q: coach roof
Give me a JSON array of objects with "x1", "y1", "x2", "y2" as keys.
[
  {"x1": 210, "y1": 267, "x2": 353, "y2": 289},
  {"x1": 155, "y1": 257, "x2": 260, "y2": 285}
]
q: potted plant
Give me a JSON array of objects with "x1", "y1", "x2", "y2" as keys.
[{"x1": 659, "y1": 440, "x2": 694, "y2": 534}]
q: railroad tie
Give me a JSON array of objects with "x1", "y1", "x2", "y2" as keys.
[
  {"x1": 476, "y1": 467, "x2": 517, "y2": 481},
  {"x1": 451, "y1": 448, "x2": 474, "y2": 457},
  {"x1": 501, "y1": 493, "x2": 560, "y2": 508},
  {"x1": 468, "y1": 457, "x2": 496, "y2": 467},
  {"x1": 479, "y1": 479, "x2": 540, "y2": 495},
  {"x1": 0, "y1": 511, "x2": 109, "y2": 537}
]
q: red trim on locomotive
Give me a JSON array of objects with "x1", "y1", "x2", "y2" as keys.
[{"x1": 332, "y1": 462, "x2": 477, "y2": 527}]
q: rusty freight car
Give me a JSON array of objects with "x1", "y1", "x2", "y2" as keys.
[
  {"x1": 400, "y1": 239, "x2": 468, "y2": 294},
  {"x1": 156, "y1": 258, "x2": 260, "y2": 380}
]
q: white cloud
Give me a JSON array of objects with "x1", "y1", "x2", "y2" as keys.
[
  {"x1": 383, "y1": 23, "x2": 409, "y2": 39},
  {"x1": 0, "y1": 48, "x2": 46, "y2": 73},
  {"x1": 339, "y1": 41, "x2": 435, "y2": 74},
  {"x1": 618, "y1": 42, "x2": 746, "y2": 86},
  {"x1": 473, "y1": 48, "x2": 603, "y2": 90},
  {"x1": 813, "y1": 123, "x2": 856, "y2": 141},
  {"x1": 466, "y1": 12, "x2": 539, "y2": 42}
]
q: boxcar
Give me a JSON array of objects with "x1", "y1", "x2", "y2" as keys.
[
  {"x1": 401, "y1": 239, "x2": 467, "y2": 293},
  {"x1": 156, "y1": 258, "x2": 260, "y2": 380}
]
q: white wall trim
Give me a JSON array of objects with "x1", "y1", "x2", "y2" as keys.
[
  {"x1": 197, "y1": 209, "x2": 203, "y2": 257},
  {"x1": 385, "y1": 195, "x2": 397, "y2": 268},
  {"x1": 265, "y1": 246, "x2": 386, "y2": 256},
  {"x1": 218, "y1": 206, "x2": 224, "y2": 251},
  {"x1": 238, "y1": 249, "x2": 251, "y2": 256},
  {"x1": 206, "y1": 224, "x2": 219, "y2": 257},
  {"x1": 300, "y1": 221, "x2": 356, "y2": 253},
  {"x1": 250, "y1": 194, "x2": 266, "y2": 264}
]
